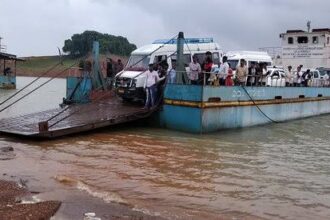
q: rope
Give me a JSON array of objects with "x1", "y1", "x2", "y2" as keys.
[
  {"x1": 240, "y1": 86, "x2": 279, "y2": 123},
  {"x1": 46, "y1": 106, "x2": 71, "y2": 123},
  {"x1": 0, "y1": 61, "x2": 80, "y2": 113},
  {"x1": 184, "y1": 38, "x2": 193, "y2": 56},
  {"x1": 115, "y1": 34, "x2": 178, "y2": 79},
  {"x1": 46, "y1": 34, "x2": 180, "y2": 128},
  {"x1": 47, "y1": 80, "x2": 112, "y2": 128},
  {"x1": 48, "y1": 69, "x2": 169, "y2": 129},
  {"x1": 0, "y1": 62, "x2": 62, "y2": 106},
  {"x1": 131, "y1": 50, "x2": 178, "y2": 81}
]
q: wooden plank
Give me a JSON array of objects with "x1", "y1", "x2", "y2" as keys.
[{"x1": 0, "y1": 98, "x2": 149, "y2": 138}]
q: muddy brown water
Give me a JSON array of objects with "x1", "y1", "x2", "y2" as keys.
[{"x1": 0, "y1": 77, "x2": 330, "y2": 220}]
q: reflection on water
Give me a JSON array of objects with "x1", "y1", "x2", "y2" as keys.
[{"x1": 0, "y1": 77, "x2": 330, "y2": 220}]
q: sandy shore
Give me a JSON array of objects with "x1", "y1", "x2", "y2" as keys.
[
  {"x1": 0, "y1": 177, "x2": 163, "y2": 220},
  {"x1": 0, "y1": 180, "x2": 61, "y2": 219},
  {"x1": 0, "y1": 145, "x2": 163, "y2": 220}
]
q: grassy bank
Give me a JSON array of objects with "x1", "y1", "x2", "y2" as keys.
[{"x1": 16, "y1": 54, "x2": 128, "y2": 77}]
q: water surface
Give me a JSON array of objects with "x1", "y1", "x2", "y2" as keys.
[{"x1": 0, "y1": 77, "x2": 329, "y2": 220}]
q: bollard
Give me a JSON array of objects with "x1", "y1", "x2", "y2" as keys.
[{"x1": 38, "y1": 121, "x2": 49, "y2": 132}]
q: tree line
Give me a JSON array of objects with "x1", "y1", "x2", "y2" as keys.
[{"x1": 62, "y1": 31, "x2": 137, "y2": 57}]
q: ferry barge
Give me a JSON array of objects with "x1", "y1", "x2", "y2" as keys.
[
  {"x1": 1, "y1": 31, "x2": 330, "y2": 138},
  {"x1": 155, "y1": 31, "x2": 330, "y2": 133}
]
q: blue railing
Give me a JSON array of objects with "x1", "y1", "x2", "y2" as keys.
[{"x1": 153, "y1": 38, "x2": 214, "y2": 45}]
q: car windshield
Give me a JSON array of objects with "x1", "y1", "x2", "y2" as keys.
[
  {"x1": 126, "y1": 55, "x2": 150, "y2": 71},
  {"x1": 228, "y1": 60, "x2": 239, "y2": 70},
  {"x1": 319, "y1": 70, "x2": 326, "y2": 76}
]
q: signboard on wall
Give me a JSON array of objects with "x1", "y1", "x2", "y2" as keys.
[{"x1": 282, "y1": 45, "x2": 325, "y2": 59}]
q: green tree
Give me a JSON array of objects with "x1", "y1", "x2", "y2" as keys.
[{"x1": 63, "y1": 31, "x2": 137, "y2": 57}]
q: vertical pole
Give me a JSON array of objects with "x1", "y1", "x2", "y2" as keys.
[
  {"x1": 92, "y1": 41, "x2": 106, "y2": 90},
  {"x1": 176, "y1": 32, "x2": 188, "y2": 84}
]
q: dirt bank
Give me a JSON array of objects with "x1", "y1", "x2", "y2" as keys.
[{"x1": 0, "y1": 180, "x2": 61, "y2": 220}]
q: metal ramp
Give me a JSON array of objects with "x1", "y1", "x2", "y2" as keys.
[{"x1": 0, "y1": 98, "x2": 150, "y2": 138}]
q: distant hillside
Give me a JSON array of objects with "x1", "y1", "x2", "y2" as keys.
[{"x1": 17, "y1": 54, "x2": 128, "y2": 77}]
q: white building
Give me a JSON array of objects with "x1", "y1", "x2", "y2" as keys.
[{"x1": 280, "y1": 28, "x2": 330, "y2": 69}]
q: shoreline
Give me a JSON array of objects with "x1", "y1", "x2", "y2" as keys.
[
  {"x1": 0, "y1": 179, "x2": 61, "y2": 219},
  {"x1": 0, "y1": 176, "x2": 164, "y2": 220},
  {"x1": 0, "y1": 145, "x2": 163, "y2": 220}
]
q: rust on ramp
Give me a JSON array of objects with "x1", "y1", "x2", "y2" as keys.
[{"x1": 0, "y1": 98, "x2": 150, "y2": 138}]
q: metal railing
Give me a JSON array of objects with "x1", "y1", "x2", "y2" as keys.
[{"x1": 168, "y1": 71, "x2": 330, "y2": 88}]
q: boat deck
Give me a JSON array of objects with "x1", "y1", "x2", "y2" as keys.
[{"x1": 0, "y1": 98, "x2": 149, "y2": 138}]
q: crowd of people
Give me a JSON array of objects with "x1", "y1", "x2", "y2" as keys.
[
  {"x1": 118, "y1": 52, "x2": 330, "y2": 109},
  {"x1": 165, "y1": 51, "x2": 269, "y2": 87},
  {"x1": 284, "y1": 65, "x2": 329, "y2": 87},
  {"x1": 165, "y1": 52, "x2": 329, "y2": 88}
]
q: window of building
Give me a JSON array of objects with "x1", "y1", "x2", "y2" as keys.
[
  {"x1": 312, "y1": 36, "x2": 319, "y2": 44},
  {"x1": 288, "y1": 37, "x2": 294, "y2": 44},
  {"x1": 327, "y1": 37, "x2": 330, "y2": 45},
  {"x1": 297, "y1": 36, "x2": 309, "y2": 44}
]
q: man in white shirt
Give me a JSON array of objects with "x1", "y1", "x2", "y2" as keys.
[
  {"x1": 285, "y1": 66, "x2": 293, "y2": 87},
  {"x1": 218, "y1": 56, "x2": 229, "y2": 86},
  {"x1": 144, "y1": 64, "x2": 164, "y2": 109},
  {"x1": 167, "y1": 60, "x2": 177, "y2": 84},
  {"x1": 296, "y1": 66, "x2": 304, "y2": 87},
  {"x1": 188, "y1": 56, "x2": 201, "y2": 85}
]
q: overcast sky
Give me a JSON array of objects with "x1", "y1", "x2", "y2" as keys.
[{"x1": 0, "y1": 0, "x2": 329, "y2": 56}]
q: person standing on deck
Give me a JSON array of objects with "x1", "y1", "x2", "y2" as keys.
[
  {"x1": 106, "y1": 58, "x2": 115, "y2": 88},
  {"x1": 115, "y1": 59, "x2": 124, "y2": 74},
  {"x1": 255, "y1": 63, "x2": 262, "y2": 86},
  {"x1": 235, "y1": 59, "x2": 248, "y2": 86},
  {"x1": 204, "y1": 57, "x2": 216, "y2": 85},
  {"x1": 106, "y1": 58, "x2": 114, "y2": 77},
  {"x1": 144, "y1": 64, "x2": 165, "y2": 109},
  {"x1": 225, "y1": 64, "x2": 234, "y2": 86},
  {"x1": 260, "y1": 63, "x2": 268, "y2": 86},
  {"x1": 296, "y1": 66, "x2": 304, "y2": 87},
  {"x1": 218, "y1": 56, "x2": 229, "y2": 86},
  {"x1": 247, "y1": 62, "x2": 257, "y2": 86},
  {"x1": 202, "y1": 51, "x2": 213, "y2": 83},
  {"x1": 285, "y1": 66, "x2": 294, "y2": 87},
  {"x1": 189, "y1": 55, "x2": 202, "y2": 85},
  {"x1": 303, "y1": 69, "x2": 311, "y2": 87},
  {"x1": 167, "y1": 60, "x2": 177, "y2": 84}
]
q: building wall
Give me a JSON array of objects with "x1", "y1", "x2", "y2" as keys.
[{"x1": 281, "y1": 32, "x2": 330, "y2": 69}]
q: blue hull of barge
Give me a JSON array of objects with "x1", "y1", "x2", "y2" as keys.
[{"x1": 157, "y1": 85, "x2": 330, "y2": 133}]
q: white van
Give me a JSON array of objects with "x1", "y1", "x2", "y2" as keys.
[
  {"x1": 225, "y1": 51, "x2": 273, "y2": 70},
  {"x1": 115, "y1": 38, "x2": 222, "y2": 101}
]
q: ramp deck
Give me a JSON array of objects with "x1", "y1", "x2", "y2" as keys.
[{"x1": 0, "y1": 98, "x2": 150, "y2": 138}]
